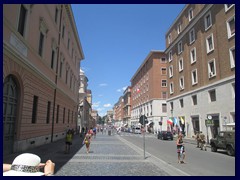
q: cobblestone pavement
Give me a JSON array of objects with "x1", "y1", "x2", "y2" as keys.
[
  {"x1": 4, "y1": 132, "x2": 195, "y2": 176},
  {"x1": 54, "y1": 133, "x2": 190, "y2": 176}
]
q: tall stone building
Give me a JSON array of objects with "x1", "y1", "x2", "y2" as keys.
[
  {"x1": 165, "y1": 4, "x2": 235, "y2": 139},
  {"x1": 3, "y1": 4, "x2": 84, "y2": 155}
]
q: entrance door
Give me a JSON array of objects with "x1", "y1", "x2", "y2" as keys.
[
  {"x1": 192, "y1": 116, "x2": 200, "y2": 134},
  {"x1": 3, "y1": 75, "x2": 18, "y2": 155}
]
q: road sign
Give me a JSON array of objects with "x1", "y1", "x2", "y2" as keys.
[
  {"x1": 139, "y1": 115, "x2": 148, "y2": 125},
  {"x1": 205, "y1": 119, "x2": 214, "y2": 126}
]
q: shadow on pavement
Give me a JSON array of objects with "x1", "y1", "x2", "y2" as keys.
[{"x1": 3, "y1": 134, "x2": 85, "y2": 174}]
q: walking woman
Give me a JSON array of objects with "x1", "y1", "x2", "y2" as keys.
[
  {"x1": 176, "y1": 133, "x2": 185, "y2": 163},
  {"x1": 84, "y1": 130, "x2": 92, "y2": 153}
]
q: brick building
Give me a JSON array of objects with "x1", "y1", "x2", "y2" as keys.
[
  {"x1": 3, "y1": 4, "x2": 84, "y2": 154},
  {"x1": 130, "y1": 50, "x2": 167, "y2": 132}
]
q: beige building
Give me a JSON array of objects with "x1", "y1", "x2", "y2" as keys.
[
  {"x1": 165, "y1": 4, "x2": 235, "y2": 139},
  {"x1": 3, "y1": 4, "x2": 84, "y2": 155},
  {"x1": 122, "y1": 86, "x2": 132, "y2": 126},
  {"x1": 78, "y1": 68, "x2": 91, "y2": 133},
  {"x1": 130, "y1": 50, "x2": 167, "y2": 132}
]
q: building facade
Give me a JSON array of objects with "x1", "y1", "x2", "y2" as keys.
[
  {"x1": 3, "y1": 4, "x2": 84, "y2": 155},
  {"x1": 130, "y1": 51, "x2": 167, "y2": 133},
  {"x1": 78, "y1": 68, "x2": 90, "y2": 133},
  {"x1": 122, "y1": 86, "x2": 132, "y2": 126},
  {"x1": 113, "y1": 96, "x2": 124, "y2": 126},
  {"x1": 165, "y1": 4, "x2": 235, "y2": 139}
]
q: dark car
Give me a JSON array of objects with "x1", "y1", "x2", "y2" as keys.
[
  {"x1": 157, "y1": 131, "x2": 173, "y2": 140},
  {"x1": 210, "y1": 130, "x2": 235, "y2": 156}
]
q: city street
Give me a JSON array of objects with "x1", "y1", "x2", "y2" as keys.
[{"x1": 4, "y1": 132, "x2": 235, "y2": 176}]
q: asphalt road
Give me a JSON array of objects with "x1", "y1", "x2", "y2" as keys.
[{"x1": 119, "y1": 132, "x2": 235, "y2": 176}]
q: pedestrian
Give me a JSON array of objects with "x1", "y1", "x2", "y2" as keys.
[
  {"x1": 199, "y1": 131, "x2": 207, "y2": 151},
  {"x1": 65, "y1": 129, "x2": 73, "y2": 154},
  {"x1": 176, "y1": 133, "x2": 186, "y2": 164},
  {"x1": 3, "y1": 153, "x2": 55, "y2": 176},
  {"x1": 84, "y1": 130, "x2": 92, "y2": 153},
  {"x1": 195, "y1": 131, "x2": 200, "y2": 148},
  {"x1": 93, "y1": 127, "x2": 97, "y2": 138}
]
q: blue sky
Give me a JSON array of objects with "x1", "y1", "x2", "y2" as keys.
[{"x1": 72, "y1": 4, "x2": 185, "y2": 116}]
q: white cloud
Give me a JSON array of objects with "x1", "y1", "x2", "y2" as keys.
[
  {"x1": 117, "y1": 86, "x2": 128, "y2": 93},
  {"x1": 98, "y1": 94, "x2": 103, "y2": 97},
  {"x1": 99, "y1": 83, "x2": 108, "y2": 87},
  {"x1": 92, "y1": 101, "x2": 101, "y2": 108},
  {"x1": 103, "y1": 103, "x2": 111, "y2": 108},
  {"x1": 97, "y1": 108, "x2": 105, "y2": 112}
]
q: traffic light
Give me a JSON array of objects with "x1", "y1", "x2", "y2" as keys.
[{"x1": 139, "y1": 115, "x2": 148, "y2": 125}]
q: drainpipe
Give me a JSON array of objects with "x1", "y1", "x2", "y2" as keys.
[{"x1": 51, "y1": 5, "x2": 63, "y2": 142}]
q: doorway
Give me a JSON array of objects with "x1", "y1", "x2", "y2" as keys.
[{"x1": 3, "y1": 75, "x2": 19, "y2": 155}]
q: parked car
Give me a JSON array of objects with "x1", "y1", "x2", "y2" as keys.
[
  {"x1": 157, "y1": 131, "x2": 173, "y2": 140},
  {"x1": 134, "y1": 127, "x2": 141, "y2": 134},
  {"x1": 210, "y1": 130, "x2": 235, "y2": 156}
]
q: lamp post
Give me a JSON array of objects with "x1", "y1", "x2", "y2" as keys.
[{"x1": 170, "y1": 109, "x2": 173, "y2": 132}]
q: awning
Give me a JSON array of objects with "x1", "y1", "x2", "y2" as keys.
[{"x1": 223, "y1": 122, "x2": 235, "y2": 127}]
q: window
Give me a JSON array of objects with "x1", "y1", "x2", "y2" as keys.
[
  {"x1": 179, "y1": 58, "x2": 184, "y2": 72},
  {"x1": 179, "y1": 99, "x2": 184, "y2": 108},
  {"x1": 192, "y1": 95, "x2": 197, "y2": 105},
  {"x1": 170, "y1": 82, "x2": 174, "y2": 94},
  {"x1": 170, "y1": 102, "x2": 174, "y2": 111},
  {"x1": 225, "y1": 4, "x2": 234, "y2": 12},
  {"x1": 226, "y1": 16, "x2": 235, "y2": 39},
  {"x1": 62, "y1": 24, "x2": 65, "y2": 38},
  {"x1": 18, "y1": 5, "x2": 27, "y2": 36},
  {"x1": 229, "y1": 46, "x2": 235, "y2": 68},
  {"x1": 179, "y1": 76, "x2": 184, "y2": 90},
  {"x1": 191, "y1": 69, "x2": 198, "y2": 85},
  {"x1": 56, "y1": 105, "x2": 59, "y2": 124},
  {"x1": 206, "y1": 34, "x2": 214, "y2": 53},
  {"x1": 63, "y1": 107, "x2": 65, "y2": 123},
  {"x1": 189, "y1": 28, "x2": 195, "y2": 44},
  {"x1": 208, "y1": 59, "x2": 216, "y2": 78},
  {"x1": 55, "y1": 7, "x2": 59, "y2": 23},
  {"x1": 68, "y1": 109, "x2": 70, "y2": 123},
  {"x1": 204, "y1": 12, "x2": 212, "y2": 31},
  {"x1": 38, "y1": 32, "x2": 44, "y2": 57},
  {"x1": 232, "y1": 83, "x2": 235, "y2": 99},
  {"x1": 67, "y1": 37, "x2": 70, "y2": 50},
  {"x1": 209, "y1": 89, "x2": 216, "y2": 102},
  {"x1": 162, "y1": 80, "x2": 167, "y2": 87},
  {"x1": 169, "y1": 65, "x2": 173, "y2": 78},
  {"x1": 32, "y1": 95, "x2": 38, "y2": 123},
  {"x1": 190, "y1": 47, "x2": 196, "y2": 64},
  {"x1": 51, "y1": 50, "x2": 55, "y2": 69},
  {"x1": 188, "y1": 8, "x2": 194, "y2": 21},
  {"x1": 162, "y1": 104, "x2": 167, "y2": 113},
  {"x1": 168, "y1": 34, "x2": 172, "y2": 44},
  {"x1": 162, "y1": 68, "x2": 167, "y2": 75},
  {"x1": 39, "y1": 18, "x2": 48, "y2": 57},
  {"x1": 177, "y1": 23, "x2": 182, "y2": 34},
  {"x1": 178, "y1": 41, "x2": 183, "y2": 54},
  {"x1": 65, "y1": 67, "x2": 69, "y2": 84},
  {"x1": 162, "y1": 92, "x2": 167, "y2": 99},
  {"x1": 161, "y1": 57, "x2": 166, "y2": 63},
  {"x1": 168, "y1": 51, "x2": 172, "y2": 62},
  {"x1": 46, "y1": 101, "x2": 51, "y2": 124}
]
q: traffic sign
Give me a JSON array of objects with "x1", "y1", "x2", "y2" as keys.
[{"x1": 139, "y1": 115, "x2": 148, "y2": 125}]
